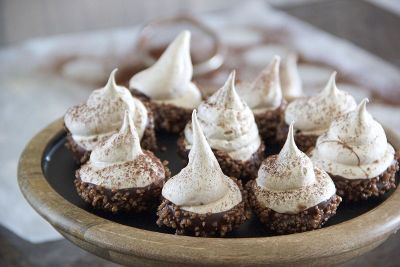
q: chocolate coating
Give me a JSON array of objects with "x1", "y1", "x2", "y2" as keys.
[
  {"x1": 131, "y1": 89, "x2": 193, "y2": 133},
  {"x1": 331, "y1": 158, "x2": 399, "y2": 202},
  {"x1": 254, "y1": 101, "x2": 286, "y2": 145},
  {"x1": 74, "y1": 158, "x2": 170, "y2": 213},
  {"x1": 247, "y1": 180, "x2": 341, "y2": 234},
  {"x1": 156, "y1": 177, "x2": 250, "y2": 237}
]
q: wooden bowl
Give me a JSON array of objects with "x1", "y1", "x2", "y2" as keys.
[{"x1": 18, "y1": 118, "x2": 400, "y2": 267}]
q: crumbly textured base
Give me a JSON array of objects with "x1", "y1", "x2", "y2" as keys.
[
  {"x1": 65, "y1": 133, "x2": 90, "y2": 164},
  {"x1": 247, "y1": 180, "x2": 342, "y2": 234},
  {"x1": 131, "y1": 89, "x2": 193, "y2": 133},
  {"x1": 332, "y1": 159, "x2": 399, "y2": 202},
  {"x1": 254, "y1": 102, "x2": 286, "y2": 145},
  {"x1": 74, "y1": 160, "x2": 170, "y2": 213},
  {"x1": 156, "y1": 178, "x2": 250, "y2": 237},
  {"x1": 177, "y1": 135, "x2": 265, "y2": 181},
  {"x1": 64, "y1": 115, "x2": 157, "y2": 164},
  {"x1": 276, "y1": 122, "x2": 318, "y2": 153}
]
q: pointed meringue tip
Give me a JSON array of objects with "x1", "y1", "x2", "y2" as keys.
[
  {"x1": 330, "y1": 71, "x2": 337, "y2": 81},
  {"x1": 272, "y1": 55, "x2": 281, "y2": 63},
  {"x1": 282, "y1": 121, "x2": 299, "y2": 154},
  {"x1": 180, "y1": 30, "x2": 191, "y2": 39},
  {"x1": 189, "y1": 109, "x2": 214, "y2": 162},
  {"x1": 191, "y1": 109, "x2": 207, "y2": 147},
  {"x1": 270, "y1": 56, "x2": 281, "y2": 70},
  {"x1": 225, "y1": 70, "x2": 236, "y2": 90},
  {"x1": 321, "y1": 71, "x2": 338, "y2": 96},
  {"x1": 173, "y1": 30, "x2": 191, "y2": 48},
  {"x1": 191, "y1": 109, "x2": 202, "y2": 146},
  {"x1": 191, "y1": 109, "x2": 198, "y2": 124},
  {"x1": 105, "y1": 68, "x2": 118, "y2": 89},
  {"x1": 360, "y1": 97, "x2": 370, "y2": 105},
  {"x1": 227, "y1": 70, "x2": 236, "y2": 86},
  {"x1": 357, "y1": 98, "x2": 369, "y2": 118},
  {"x1": 221, "y1": 70, "x2": 237, "y2": 95},
  {"x1": 287, "y1": 121, "x2": 297, "y2": 150},
  {"x1": 121, "y1": 110, "x2": 143, "y2": 152}
]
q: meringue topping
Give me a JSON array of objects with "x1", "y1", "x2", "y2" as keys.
[
  {"x1": 280, "y1": 53, "x2": 303, "y2": 101},
  {"x1": 64, "y1": 69, "x2": 148, "y2": 151},
  {"x1": 311, "y1": 99, "x2": 395, "y2": 179},
  {"x1": 285, "y1": 72, "x2": 357, "y2": 135},
  {"x1": 184, "y1": 71, "x2": 261, "y2": 161},
  {"x1": 237, "y1": 56, "x2": 283, "y2": 114},
  {"x1": 255, "y1": 122, "x2": 336, "y2": 214},
  {"x1": 162, "y1": 110, "x2": 242, "y2": 214},
  {"x1": 129, "y1": 30, "x2": 202, "y2": 109},
  {"x1": 78, "y1": 111, "x2": 165, "y2": 189}
]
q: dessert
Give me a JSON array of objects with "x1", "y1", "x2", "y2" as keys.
[
  {"x1": 310, "y1": 99, "x2": 399, "y2": 202},
  {"x1": 237, "y1": 56, "x2": 286, "y2": 144},
  {"x1": 280, "y1": 53, "x2": 303, "y2": 101},
  {"x1": 64, "y1": 69, "x2": 156, "y2": 163},
  {"x1": 178, "y1": 71, "x2": 265, "y2": 180},
  {"x1": 75, "y1": 111, "x2": 169, "y2": 213},
  {"x1": 129, "y1": 30, "x2": 202, "y2": 133},
  {"x1": 278, "y1": 72, "x2": 356, "y2": 152},
  {"x1": 248, "y1": 122, "x2": 341, "y2": 234},
  {"x1": 157, "y1": 110, "x2": 249, "y2": 237}
]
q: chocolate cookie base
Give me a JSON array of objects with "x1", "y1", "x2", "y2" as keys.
[
  {"x1": 331, "y1": 159, "x2": 399, "y2": 202},
  {"x1": 247, "y1": 179, "x2": 342, "y2": 234},
  {"x1": 65, "y1": 133, "x2": 90, "y2": 164},
  {"x1": 131, "y1": 89, "x2": 193, "y2": 133},
  {"x1": 254, "y1": 102, "x2": 286, "y2": 145},
  {"x1": 74, "y1": 159, "x2": 170, "y2": 213},
  {"x1": 64, "y1": 116, "x2": 157, "y2": 164},
  {"x1": 156, "y1": 178, "x2": 250, "y2": 237},
  {"x1": 276, "y1": 123, "x2": 318, "y2": 153},
  {"x1": 177, "y1": 135, "x2": 265, "y2": 181}
]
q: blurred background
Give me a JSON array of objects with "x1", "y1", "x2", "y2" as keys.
[{"x1": 1, "y1": 0, "x2": 400, "y2": 266}]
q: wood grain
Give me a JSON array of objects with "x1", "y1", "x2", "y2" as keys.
[{"x1": 17, "y1": 118, "x2": 400, "y2": 267}]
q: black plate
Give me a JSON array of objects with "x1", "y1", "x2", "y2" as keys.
[{"x1": 42, "y1": 130, "x2": 398, "y2": 238}]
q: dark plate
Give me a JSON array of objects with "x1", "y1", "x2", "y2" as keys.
[{"x1": 42, "y1": 130, "x2": 398, "y2": 238}]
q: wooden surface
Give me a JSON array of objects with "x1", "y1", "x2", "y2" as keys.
[
  {"x1": 3, "y1": 1, "x2": 400, "y2": 266},
  {"x1": 14, "y1": 119, "x2": 400, "y2": 267}
]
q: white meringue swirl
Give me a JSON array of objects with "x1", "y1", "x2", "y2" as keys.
[
  {"x1": 64, "y1": 69, "x2": 148, "y2": 151},
  {"x1": 280, "y1": 53, "x2": 303, "y2": 101},
  {"x1": 255, "y1": 122, "x2": 336, "y2": 214},
  {"x1": 129, "y1": 30, "x2": 202, "y2": 109},
  {"x1": 184, "y1": 71, "x2": 261, "y2": 161},
  {"x1": 310, "y1": 99, "x2": 395, "y2": 179},
  {"x1": 162, "y1": 110, "x2": 242, "y2": 214},
  {"x1": 285, "y1": 72, "x2": 357, "y2": 135},
  {"x1": 78, "y1": 111, "x2": 165, "y2": 189},
  {"x1": 237, "y1": 56, "x2": 283, "y2": 114}
]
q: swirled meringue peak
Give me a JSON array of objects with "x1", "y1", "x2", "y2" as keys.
[
  {"x1": 237, "y1": 56, "x2": 283, "y2": 114},
  {"x1": 64, "y1": 69, "x2": 148, "y2": 151},
  {"x1": 184, "y1": 71, "x2": 261, "y2": 161},
  {"x1": 129, "y1": 30, "x2": 202, "y2": 109},
  {"x1": 162, "y1": 110, "x2": 242, "y2": 214},
  {"x1": 255, "y1": 122, "x2": 336, "y2": 214},
  {"x1": 311, "y1": 98, "x2": 395, "y2": 179},
  {"x1": 78, "y1": 111, "x2": 165, "y2": 189},
  {"x1": 280, "y1": 53, "x2": 303, "y2": 101},
  {"x1": 285, "y1": 72, "x2": 357, "y2": 135}
]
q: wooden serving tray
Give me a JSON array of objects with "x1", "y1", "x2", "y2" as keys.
[{"x1": 18, "y1": 118, "x2": 400, "y2": 266}]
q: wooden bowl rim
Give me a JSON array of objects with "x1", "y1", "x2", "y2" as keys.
[{"x1": 18, "y1": 118, "x2": 400, "y2": 265}]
